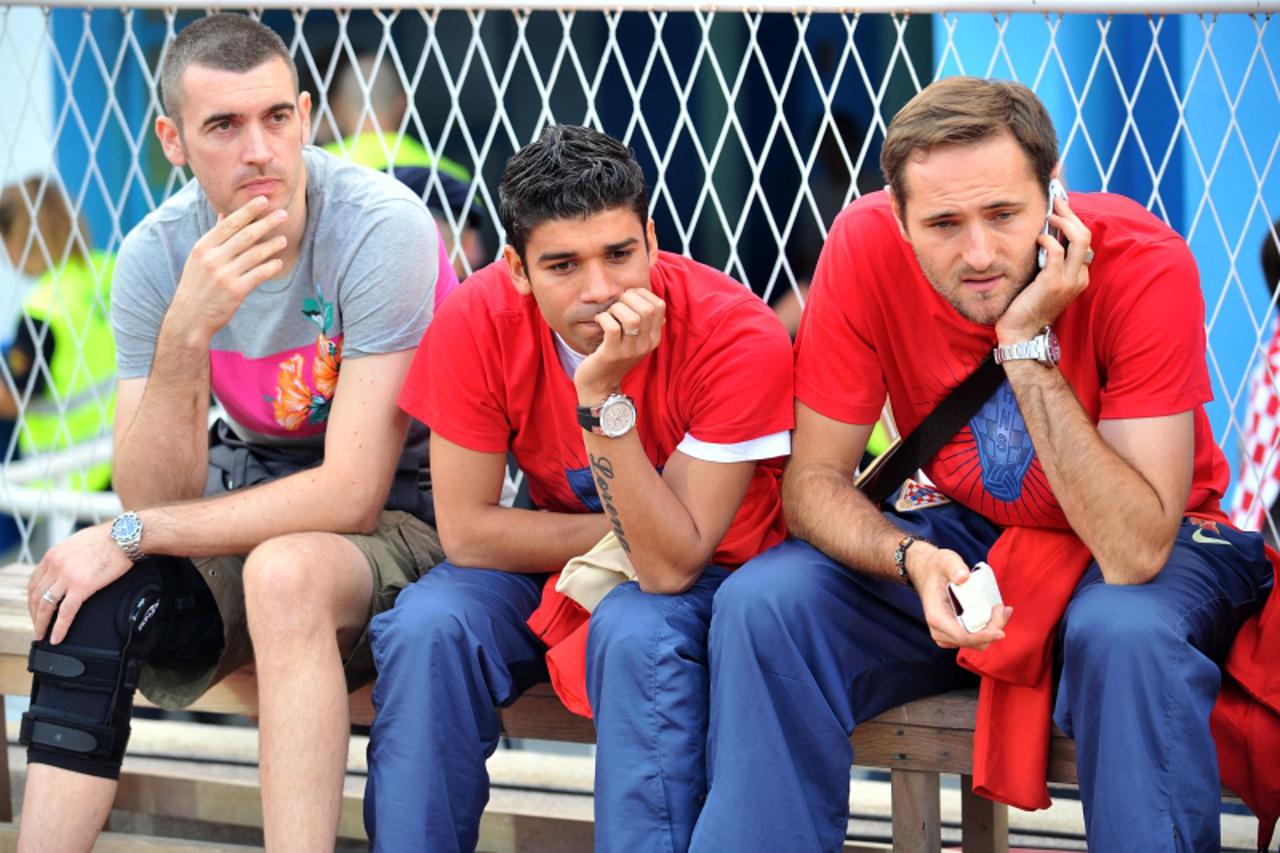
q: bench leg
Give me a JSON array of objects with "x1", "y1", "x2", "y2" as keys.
[
  {"x1": 960, "y1": 774, "x2": 1007, "y2": 853},
  {"x1": 891, "y1": 768, "x2": 940, "y2": 853},
  {"x1": 0, "y1": 695, "x2": 11, "y2": 822}
]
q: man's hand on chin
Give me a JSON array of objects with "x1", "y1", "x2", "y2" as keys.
[{"x1": 28, "y1": 523, "x2": 135, "y2": 645}]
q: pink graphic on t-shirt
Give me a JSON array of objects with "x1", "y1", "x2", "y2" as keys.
[{"x1": 210, "y1": 331, "x2": 344, "y2": 439}]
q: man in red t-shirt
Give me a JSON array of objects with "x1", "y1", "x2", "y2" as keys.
[
  {"x1": 691, "y1": 78, "x2": 1272, "y2": 852},
  {"x1": 364, "y1": 124, "x2": 794, "y2": 852}
]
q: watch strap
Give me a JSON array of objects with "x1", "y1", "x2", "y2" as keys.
[
  {"x1": 576, "y1": 403, "x2": 601, "y2": 432},
  {"x1": 993, "y1": 325, "x2": 1054, "y2": 365}
]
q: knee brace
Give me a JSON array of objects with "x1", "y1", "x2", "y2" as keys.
[{"x1": 20, "y1": 558, "x2": 174, "y2": 779}]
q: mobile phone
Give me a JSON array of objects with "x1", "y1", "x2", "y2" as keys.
[
  {"x1": 1037, "y1": 178, "x2": 1069, "y2": 269},
  {"x1": 947, "y1": 561, "x2": 1004, "y2": 633}
]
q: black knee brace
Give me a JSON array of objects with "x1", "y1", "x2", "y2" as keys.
[{"x1": 20, "y1": 557, "x2": 185, "y2": 779}]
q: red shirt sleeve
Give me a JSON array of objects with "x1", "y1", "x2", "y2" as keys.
[
  {"x1": 794, "y1": 207, "x2": 889, "y2": 425},
  {"x1": 398, "y1": 268, "x2": 513, "y2": 453},
  {"x1": 682, "y1": 295, "x2": 795, "y2": 444},
  {"x1": 1096, "y1": 234, "x2": 1212, "y2": 420}
]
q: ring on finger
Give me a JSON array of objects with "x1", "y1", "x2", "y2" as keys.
[
  {"x1": 625, "y1": 328, "x2": 641, "y2": 336},
  {"x1": 40, "y1": 587, "x2": 61, "y2": 606},
  {"x1": 1082, "y1": 248, "x2": 1095, "y2": 266}
]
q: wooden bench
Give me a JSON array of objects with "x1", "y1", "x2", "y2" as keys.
[{"x1": 0, "y1": 562, "x2": 1067, "y2": 851}]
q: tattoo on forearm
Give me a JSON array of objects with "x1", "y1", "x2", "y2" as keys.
[{"x1": 589, "y1": 453, "x2": 631, "y2": 553}]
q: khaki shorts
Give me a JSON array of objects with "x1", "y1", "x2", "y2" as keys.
[{"x1": 139, "y1": 510, "x2": 444, "y2": 710}]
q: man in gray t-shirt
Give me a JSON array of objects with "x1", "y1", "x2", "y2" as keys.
[{"x1": 17, "y1": 14, "x2": 451, "y2": 852}]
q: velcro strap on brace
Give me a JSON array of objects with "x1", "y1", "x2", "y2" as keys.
[
  {"x1": 27, "y1": 643, "x2": 138, "y2": 693},
  {"x1": 19, "y1": 712, "x2": 130, "y2": 763}
]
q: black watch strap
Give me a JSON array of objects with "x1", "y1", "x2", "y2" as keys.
[{"x1": 576, "y1": 403, "x2": 600, "y2": 431}]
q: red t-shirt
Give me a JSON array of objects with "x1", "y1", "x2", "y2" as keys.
[
  {"x1": 795, "y1": 191, "x2": 1228, "y2": 528},
  {"x1": 400, "y1": 250, "x2": 794, "y2": 568}
]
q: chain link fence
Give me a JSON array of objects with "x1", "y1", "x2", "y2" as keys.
[{"x1": 0, "y1": 3, "x2": 1277, "y2": 557}]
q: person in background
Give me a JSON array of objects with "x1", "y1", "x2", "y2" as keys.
[
  {"x1": 1229, "y1": 219, "x2": 1280, "y2": 542},
  {"x1": 323, "y1": 52, "x2": 470, "y2": 182},
  {"x1": 0, "y1": 177, "x2": 115, "y2": 492}
]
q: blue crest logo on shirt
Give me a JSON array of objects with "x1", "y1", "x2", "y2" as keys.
[
  {"x1": 566, "y1": 466, "x2": 603, "y2": 512},
  {"x1": 968, "y1": 380, "x2": 1035, "y2": 502}
]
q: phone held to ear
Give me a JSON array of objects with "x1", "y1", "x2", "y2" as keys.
[
  {"x1": 1037, "y1": 178, "x2": 1069, "y2": 269},
  {"x1": 947, "y1": 561, "x2": 1004, "y2": 633}
]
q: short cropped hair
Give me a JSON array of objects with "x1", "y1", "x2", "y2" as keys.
[
  {"x1": 0, "y1": 177, "x2": 86, "y2": 269},
  {"x1": 881, "y1": 77, "x2": 1058, "y2": 210},
  {"x1": 160, "y1": 13, "x2": 297, "y2": 123},
  {"x1": 499, "y1": 124, "x2": 649, "y2": 260}
]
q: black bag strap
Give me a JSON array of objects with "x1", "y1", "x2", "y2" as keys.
[{"x1": 857, "y1": 355, "x2": 1006, "y2": 506}]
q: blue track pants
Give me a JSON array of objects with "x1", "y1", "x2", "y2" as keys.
[
  {"x1": 365, "y1": 561, "x2": 728, "y2": 852},
  {"x1": 691, "y1": 502, "x2": 1271, "y2": 853}
]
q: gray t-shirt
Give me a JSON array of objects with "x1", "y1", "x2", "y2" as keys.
[{"x1": 112, "y1": 146, "x2": 440, "y2": 521}]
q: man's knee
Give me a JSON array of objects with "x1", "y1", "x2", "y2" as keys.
[
  {"x1": 369, "y1": 568, "x2": 494, "y2": 663},
  {"x1": 1062, "y1": 583, "x2": 1184, "y2": 667},
  {"x1": 21, "y1": 557, "x2": 176, "y2": 780},
  {"x1": 243, "y1": 534, "x2": 348, "y2": 637},
  {"x1": 588, "y1": 581, "x2": 672, "y2": 658},
  {"x1": 713, "y1": 542, "x2": 833, "y2": 636}
]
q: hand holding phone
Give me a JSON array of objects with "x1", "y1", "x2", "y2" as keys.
[
  {"x1": 1037, "y1": 178, "x2": 1069, "y2": 269},
  {"x1": 947, "y1": 561, "x2": 1004, "y2": 633}
]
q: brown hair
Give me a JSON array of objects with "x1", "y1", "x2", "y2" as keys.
[
  {"x1": 160, "y1": 13, "x2": 297, "y2": 123},
  {"x1": 0, "y1": 177, "x2": 86, "y2": 273},
  {"x1": 880, "y1": 77, "x2": 1058, "y2": 210}
]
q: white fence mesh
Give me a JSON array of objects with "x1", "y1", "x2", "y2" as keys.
[{"x1": 0, "y1": 4, "x2": 1277, "y2": 558}]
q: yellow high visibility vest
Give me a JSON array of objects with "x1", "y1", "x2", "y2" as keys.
[
  {"x1": 322, "y1": 132, "x2": 471, "y2": 183},
  {"x1": 19, "y1": 251, "x2": 116, "y2": 491}
]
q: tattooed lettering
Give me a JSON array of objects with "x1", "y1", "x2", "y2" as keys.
[{"x1": 589, "y1": 453, "x2": 630, "y2": 552}]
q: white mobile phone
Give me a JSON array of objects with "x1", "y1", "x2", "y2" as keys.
[
  {"x1": 947, "y1": 561, "x2": 1004, "y2": 633},
  {"x1": 1037, "y1": 178, "x2": 1069, "y2": 269}
]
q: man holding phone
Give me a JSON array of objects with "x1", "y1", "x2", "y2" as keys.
[{"x1": 691, "y1": 76, "x2": 1274, "y2": 852}]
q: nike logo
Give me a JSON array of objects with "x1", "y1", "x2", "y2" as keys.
[{"x1": 1191, "y1": 528, "x2": 1232, "y2": 547}]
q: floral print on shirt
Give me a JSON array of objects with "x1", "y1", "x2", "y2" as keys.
[{"x1": 268, "y1": 289, "x2": 343, "y2": 430}]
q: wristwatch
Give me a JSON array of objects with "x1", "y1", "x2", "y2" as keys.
[
  {"x1": 108, "y1": 511, "x2": 145, "y2": 562},
  {"x1": 577, "y1": 393, "x2": 637, "y2": 438},
  {"x1": 993, "y1": 325, "x2": 1060, "y2": 366}
]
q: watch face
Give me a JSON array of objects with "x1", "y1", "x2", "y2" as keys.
[
  {"x1": 111, "y1": 514, "x2": 141, "y2": 542},
  {"x1": 600, "y1": 397, "x2": 637, "y2": 437},
  {"x1": 1045, "y1": 329, "x2": 1061, "y2": 364}
]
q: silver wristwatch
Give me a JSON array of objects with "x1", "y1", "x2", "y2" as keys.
[
  {"x1": 577, "y1": 393, "x2": 638, "y2": 438},
  {"x1": 108, "y1": 511, "x2": 145, "y2": 562},
  {"x1": 993, "y1": 325, "x2": 1060, "y2": 366}
]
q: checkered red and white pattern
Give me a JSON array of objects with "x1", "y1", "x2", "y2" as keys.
[{"x1": 1230, "y1": 317, "x2": 1280, "y2": 532}]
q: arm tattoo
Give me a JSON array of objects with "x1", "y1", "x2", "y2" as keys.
[{"x1": 589, "y1": 453, "x2": 631, "y2": 553}]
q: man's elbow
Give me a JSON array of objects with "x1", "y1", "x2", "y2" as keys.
[
  {"x1": 436, "y1": 519, "x2": 488, "y2": 568},
  {"x1": 781, "y1": 463, "x2": 823, "y2": 541},
  {"x1": 1097, "y1": 539, "x2": 1174, "y2": 586},
  {"x1": 349, "y1": 506, "x2": 383, "y2": 536},
  {"x1": 632, "y1": 554, "x2": 703, "y2": 596}
]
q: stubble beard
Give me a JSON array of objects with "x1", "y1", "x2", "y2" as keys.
[{"x1": 917, "y1": 253, "x2": 1038, "y2": 327}]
